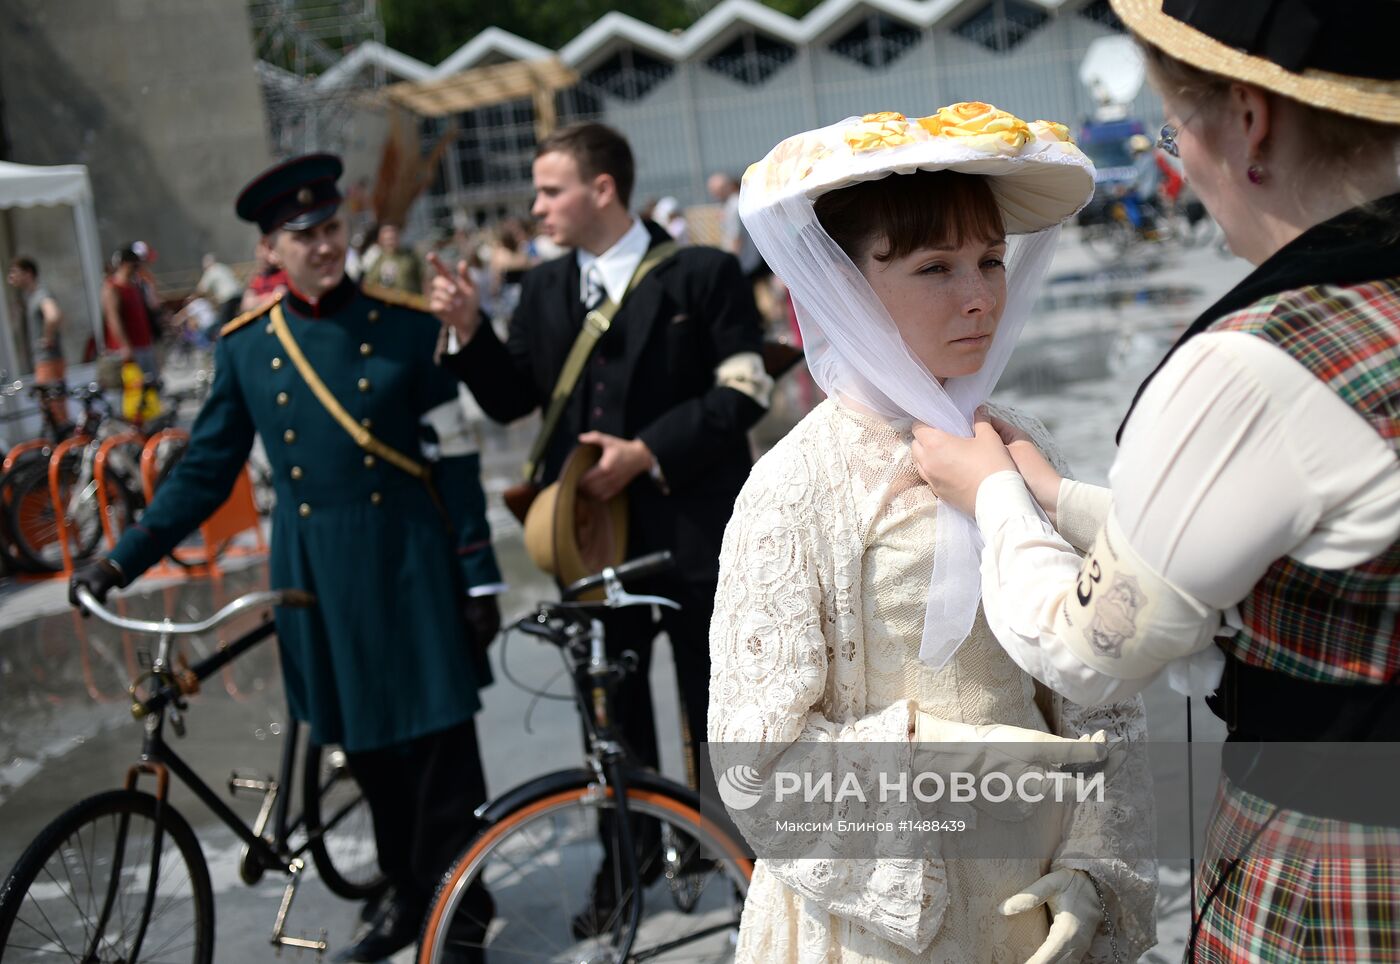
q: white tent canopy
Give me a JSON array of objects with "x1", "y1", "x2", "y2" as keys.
[{"x1": 0, "y1": 161, "x2": 106, "y2": 380}]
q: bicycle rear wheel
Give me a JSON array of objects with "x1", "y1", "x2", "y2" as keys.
[
  {"x1": 418, "y1": 775, "x2": 751, "y2": 963},
  {"x1": 0, "y1": 789, "x2": 214, "y2": 963},
  {"x1": 302, "y1": 742, "x2": 386, "y2": 901},
  {"x1": 4, "y1": 455, "x2": 134, "y2": 573}
]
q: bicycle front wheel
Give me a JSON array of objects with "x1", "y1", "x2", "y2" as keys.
[
  {"x1": 0, "y1": 790, "x2": 213, "y2": 963},
  {"x1": 418, "y1": 775, "x2": 752, "y2": 964},
  {"x1": 303, "y1": 742, "x2": 386, "y2": 901}
]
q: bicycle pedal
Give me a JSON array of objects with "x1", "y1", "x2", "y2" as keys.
[
  {"x1": 228, "y1": 770, "x2": 275, "y2": 796},
  {"x1": 271, "y1": 931, "x2": 327, "y2": 956}
]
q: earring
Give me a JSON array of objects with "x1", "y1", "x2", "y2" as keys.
[{"x1": 1247, "y1": 164, "x2": 1265, "y2": 185}]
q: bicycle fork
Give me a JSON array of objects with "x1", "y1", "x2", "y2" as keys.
[{"x1": 586, "y1": 618, "x2": 645, "y2": 963}]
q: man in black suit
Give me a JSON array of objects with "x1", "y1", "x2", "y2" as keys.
[{"x1": 430, "y1": 122, "x2": 770, "y2": 924}]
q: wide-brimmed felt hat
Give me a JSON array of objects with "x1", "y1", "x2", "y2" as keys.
[
  {"x1": 741, "y1": 103, "x2": 1096, "y2": 235},
  {"x1": 523, "y1": 444, "x2": 628, "y2": 596},
  {"x1": 1110, "y1": 0, "x2": 1400, "y2": 124}
]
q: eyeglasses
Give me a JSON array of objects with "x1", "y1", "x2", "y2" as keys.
[{"x1": 1156, "y1": 106, "x2": 1201, "y2": 158}]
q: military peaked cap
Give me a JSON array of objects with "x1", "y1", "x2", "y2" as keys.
[{"x1": 235, "y1": 153, "x2": 345, "y2": 234}]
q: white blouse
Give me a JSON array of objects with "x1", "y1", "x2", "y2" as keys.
[{"x1": 977, "y1": 331, "x2": 1400, "y2": 704}]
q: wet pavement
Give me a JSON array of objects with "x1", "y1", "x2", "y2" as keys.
[{"x1": 0, "y1": 228, "x2": 1251, "y2": 962}]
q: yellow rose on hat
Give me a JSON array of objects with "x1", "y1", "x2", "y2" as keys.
[
  {"x1": 749, "y1": 133, "x2": 833, "y2": 193},
  {"x1": 860, "y1": 111, "x2": 907, "y2": 124},
  {"x1": 845, "y1": 112, "x2": 915, "y2": 153},
  {"x1": 926, "y1": 101, "x2": 1032, "y2": 153},
  {"x1": 1029, "y1": 120, "x2": 1072, "y2": 143}
]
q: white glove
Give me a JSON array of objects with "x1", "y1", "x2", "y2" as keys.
[{"x1": 999, "y1": 868, "x2": 1099, "y2": 964}]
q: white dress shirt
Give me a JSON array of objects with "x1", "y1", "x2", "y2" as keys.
[
  {"x1": 974, "y1": 331, "x2": 1400, "y2": 704},
  {"x1": 577, "y1": 217, "x2": 650, "y2": 306}
]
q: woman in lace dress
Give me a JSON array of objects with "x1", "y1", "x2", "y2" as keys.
[{"x1": 709, "y1": 105, "x2": 1157, "y2": 963}]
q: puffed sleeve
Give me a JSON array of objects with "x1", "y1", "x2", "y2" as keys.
[{"x1": 709, "y1": 442, "x2": 949, "y2": 953}]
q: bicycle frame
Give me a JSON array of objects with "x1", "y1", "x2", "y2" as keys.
[
  {"x1": 513, "y1": 605, "x2": 656, "y2": 960},
  {"x1": 113, "y1": 611, "x2": 358, "y2": 954}
]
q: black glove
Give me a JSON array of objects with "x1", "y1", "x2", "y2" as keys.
[
  {"x1": 69, "y1": 558, "x2": 125, "y2": 613},
  {"x1": 462, "y1": 594, "x2": 502, "y2": 649}
]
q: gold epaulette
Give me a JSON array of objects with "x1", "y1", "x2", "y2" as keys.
[
  {"x1": 221, "y1": 293, "x2": 281, "y2": 337},
  {"x1": 361, "y1": 283, "x2": 431, "y2": 314}
]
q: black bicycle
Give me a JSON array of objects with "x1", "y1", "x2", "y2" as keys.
[
  {"x1": 417, "y1": 551, "x2": 752, "y2": 964},
  {"x1": 0, "y1": 587, "x2": 385, "y2": 963}
]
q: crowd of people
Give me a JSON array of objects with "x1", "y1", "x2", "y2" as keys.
[{"x1": 26, "y1": 0, "x2": 1399, "y2": 961}]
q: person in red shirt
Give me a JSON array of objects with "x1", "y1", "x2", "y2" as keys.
[
  {"x1": 100, "y1": 247, "x2": 158, "y2": 377},
  {"x1": 240, "y1": 234, "x2": 288, "y2": 312}
]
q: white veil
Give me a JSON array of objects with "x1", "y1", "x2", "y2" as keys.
[{"x1": 739, "y1": 106, "x2": 1095, "y2": 667}]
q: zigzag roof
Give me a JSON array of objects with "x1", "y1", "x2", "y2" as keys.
[
  {"x1": 314, "y1": 40, "x2": 431, "y2": 89},
  {"x1": 313, "y1": 0, "x2": 1089, "y2": 88}
]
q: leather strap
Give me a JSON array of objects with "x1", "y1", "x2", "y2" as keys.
[
  {"x1": 522, "y1": 241, "x2": 678, "y2": 483},
  {"x1": 269, "y1": 303, "x2": 427, "y2": 482}
]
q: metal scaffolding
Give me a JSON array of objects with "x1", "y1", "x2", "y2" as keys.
[{"x1": 248, "y1": 0, "x2": 388, "y2": 157}]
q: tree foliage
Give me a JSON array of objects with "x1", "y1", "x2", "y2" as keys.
[{"x1": 381, "y1": 0, "x2": 824, "y2": 63}]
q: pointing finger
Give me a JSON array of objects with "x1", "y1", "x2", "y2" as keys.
[{"x1": 426, "y1": 251, "x2": 454, "y2": 280}]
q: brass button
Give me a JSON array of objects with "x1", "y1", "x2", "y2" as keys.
[
  {"x1": 276, "y1": 391, "x2": 289, "y2": 406},
  {"x1": 265, "y1": 321, "x2": 274, "y2": 334},
  {"x1": 283, "y1": 429, "x2": 297, "y2": 444},
  {"x1": 370, "y1": 491, "x2": 382, "y2": 505},
  {"x1": 359, "y1": 342, "x2": 372, "y2": 357},
  {"x1": 298, "y1": 503, "x2": 311, "y2": 518},
  {"x1": 290, "y1": 465, "x2": 304, "y2": 480},
  {"x1": 271, "y1": 357, "x2": 283, "y2": 371},
  {"x1": 367, "y1": 309, "x2": 380, "y2": 322},
  {"x1": 363, "y1": 454, "x2": 376, "y2": 468},
  {"x1": 357, "y1": 378, "x2": 371, "y2": 393},
  {"x1": 360, "y1": 417, "x2": 372, "y2": 429}
]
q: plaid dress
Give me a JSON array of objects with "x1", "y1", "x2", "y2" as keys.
[{"x1": 1191, "y1": 279, "x2": 1400, "y2": 962}]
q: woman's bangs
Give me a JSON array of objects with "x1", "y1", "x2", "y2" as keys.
[{"x1": 876, "y1": 171, "x2": 1006, "y2": 262}]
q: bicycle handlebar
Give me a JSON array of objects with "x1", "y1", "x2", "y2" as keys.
[
  {"x1": 76, "y1": 586, "x2": 316, "y2": 636},
  {"x1": 560, "y1": 550, "x2": 674, "y2": 601}
]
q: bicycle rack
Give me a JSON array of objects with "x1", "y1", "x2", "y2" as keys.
[
  {"x1": 2, "y1": 438, "x2": 52, "y2": 475},
  {"x1": 46, "y1": 434, "x2": 93, "y2": 579},
  {"x1": 140, "y1": 428, "x2": 268, "y2": 579},
  {"x1": 93, "y1": 433, "x2": 143, "y2": 549}
]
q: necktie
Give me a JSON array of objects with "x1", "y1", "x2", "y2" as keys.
[{"x1": 581, "y1": 264, "x2": 604, "y2": 310}]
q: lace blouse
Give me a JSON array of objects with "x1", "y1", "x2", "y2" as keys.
[{"x1": 709, "y1": 399, "x2": 1156, "y2": 962}]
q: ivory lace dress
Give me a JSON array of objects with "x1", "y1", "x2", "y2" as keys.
[{"x1": 709, "y1": 400, "x2": 1156, "y2": 963}]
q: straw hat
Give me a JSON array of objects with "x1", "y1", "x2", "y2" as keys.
[
  {"x1": 522, "y1": 443, "x2": 627, "y2": 595},
  {"x1": 742, "y1": 103, "x2": 1096, "y2": 235},
  {"x1": 1110, "y1": 0, "x2": 1400, "y2": 124}
]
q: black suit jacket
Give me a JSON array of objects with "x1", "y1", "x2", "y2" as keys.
[{"x1": 443, "y1": 221, "x2": 767, "y2": 584}]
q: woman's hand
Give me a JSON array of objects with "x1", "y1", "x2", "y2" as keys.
[
  {"x1": 999, "y1": 868, "x2": 1100, "y2": 964},
  {"x1": 986, "y1": 414, "x2": 1064, "y2": 525},
  {"x1": 911, "y1": 410, "x2": 1017, "y2": 515}
]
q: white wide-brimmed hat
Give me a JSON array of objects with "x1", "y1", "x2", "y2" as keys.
[
  {"x1": 738, "y1": 103, "x2": 1095, "y2": 669},
  {"x1": 742, "y1": 103, "x2": 1096, "y2": 234}
]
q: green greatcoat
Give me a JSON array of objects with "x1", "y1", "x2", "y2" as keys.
[{"x1": 109, "y1": 279, "x2": 486, "y2": 752}]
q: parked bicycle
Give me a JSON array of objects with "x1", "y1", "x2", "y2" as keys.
[
  {"x1": 0, "y1": 381, "x2": 208, "y2": 574},
  {"x1": 0, "y1": 587, "x2": 384, "y2": 962},
  {"x1": 417, "y1": 551, "x2": 752, "y2": 964}
]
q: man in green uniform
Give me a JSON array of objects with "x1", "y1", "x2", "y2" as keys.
[{"x1": 70, "y1": 154, "x2": 497, "y2": 962}]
